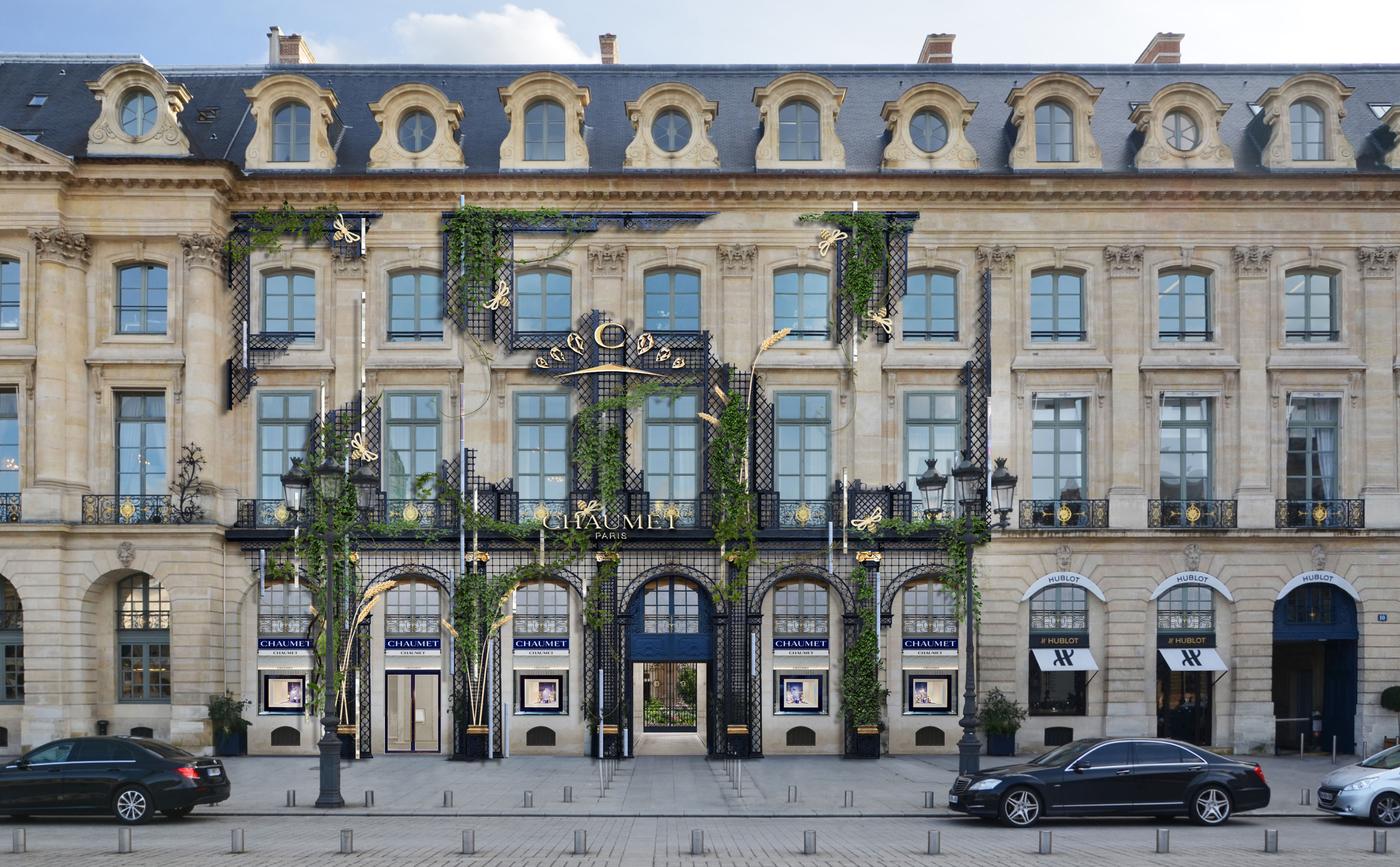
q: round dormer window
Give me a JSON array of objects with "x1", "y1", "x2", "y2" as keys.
[
  {"x1": 910, "y1": 108, "x2": 949, "y2": 153},
  {"x1": 1163, "y1": 110, "x2": 1200, "y2": 152},
  {"x1": 120, "y1": 89, "x2": 157, "y2": 138},
  {"x1": 651, "y1": 108, "x2": 692, "y2": 153},
  {"x1": 398, "y1": 110, "x2": 436, "y2": 154}
]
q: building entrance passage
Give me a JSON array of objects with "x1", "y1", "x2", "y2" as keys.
[
  {"x1": 642, "y1": 662, "x2": 699, "y2": 731},
  {"x1": 385, "y1": 671, "x2": 439, "y2": 752},
  {"x1": 1272, "y1": 584, "x2": 1357, "y2": 754}
]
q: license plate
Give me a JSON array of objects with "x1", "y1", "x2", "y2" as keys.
[
  {"x1": 207, "y1": 768, "x2": 222, "y2": 777},
  {"x1": 947, "y1": 794, "x2": 958, "y2": 804}
]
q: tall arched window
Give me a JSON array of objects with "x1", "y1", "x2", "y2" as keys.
[
  {"x1": 116, "y1": 575, "x2": 170, "y2": 702},
  {"x1": 773, "y1": 268, "x2": 829, "y2": 341},
  {"x1": 1157, "y1": 269, "x2": 1211, "y2": 342},
  {"x1": 1284, "y1": 269, "x2": 1338, "y2": 342},
  {"x1": 774, "y1": 579, "x2": 828, "y2": 637},
  {"x1": 259, "y1": 581, "x2": 312, "y2": 636},
  {"x1": 778, "y1": 99, "x2": 820, "y2": 161},
  {"x1": 271, "y1": 101, "x2": 311, "y2": 163},
  {"x1": 524, "y1": 99, "x2": 566, "y2": 161},
  {"x1": 116, "y1": 263, "x2": 167, "y2": 335},
  {"x1": 1028, "y1": 585, "x2": 1087, "y2": 716},
  {"x1": 1290, "y1": 100, "x2": 1326, "y2": 161},
  {"x1": 387, "y1": 271, "x2": 443, "y2": 342},
  {"x1": 0, "y1": 257, "x2": 17, "y2": 331},
  {"x1": 1029, "y1": 269, "x2": 1085, "y2": 342},
  {"x1": 515, "y1": 269, "x2": 572, "y2": 333},
  {"x1": 643, "y1": 268, "x2": 701, "y2": 332},
  {"x1": 262, "y1": 269, "x2": 316, "y2": 340},
  {"x1": 903, "y1": 269, "x2": 958, "y2": 342},
  {"x1": 902, "y1": 579, "x2": 956, "y2": 637},
  {"x1": 385, "y1": 579, "x2": 440, "y2": 635},
  {"x1": 515, "y1": 580, "x2": 568, "y2": 636},
  {"x1": 1034, "y1": 100, "x2": 1074, "y2": 162},
  {"x1": 1157, "y1": 586, "x2": 1214, "y2": 632},
  {"x1": 0, "y1": 578, "x2": 22, "y2": 703},
  {"x1": 642, "y1": 578, "x2": 700, "y2": 634}
]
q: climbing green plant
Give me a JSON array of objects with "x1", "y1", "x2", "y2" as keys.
[
  {"x1": 443, "y1": 205, "x2": 592, "y2": 310},
  {"x1": 573, "y1": 382, "x2": 677, "y2": 513},
  {"x1": 798, "y1": 211, "x2": 910, "y2": 338},
  {"x1": 705, "y1": 388, "x2": 756, "y2": 603},
  {"x1": 226, "y1": 201, "x2": 341, "y2": 263},
  {"x1": 852, "y1": 511, "x2": 989, "y2": 625},
  {"x1": 840, "y1": 565, "x2": 887, "y2": 728}
]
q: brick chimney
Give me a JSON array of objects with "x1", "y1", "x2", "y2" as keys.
[
  {"x1": 1135, "y1": 32, "x2": 1183, "y2": 64},
  {"x1": 599, "y1": 33, "x2": 618, "y2": 65},
  {"x1": 267, "y1": 25, "x2": 317, "y2": 66},
  {"x1": 917, "y1": 33, "x2": 955, "y2": 64}
]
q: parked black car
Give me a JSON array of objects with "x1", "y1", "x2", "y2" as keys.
[
  {"x1": 0, "y1": 737, "x2": 229, "y2": 823},
  {"x1": 948, "y1": 737, "x2": 1269, "y2": 827}
]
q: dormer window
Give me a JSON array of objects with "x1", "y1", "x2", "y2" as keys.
[
  {"x1": 119, "y1": 89, "x2": 156, "y2": 137},
  {"x1": 880, "y1": 82, "x2": 978, "y2": 171},
  {"x1": 623, "y1": 82, "x2": 719, "y2": 169},
  {"x1": 1007, "y1": 73, "x2": 1103, "y2": 170},
  {"x1": 524, "y1": 99, "x2": 565, "y2": 161},
  {"x1": 242, "y1": 74, "x2": 338, "y2": 171},
  {"x1": 1257, "y1": 73, "x2": 1354, "y2": 171},
  {"x1": 1290, "y1": 100, "x2": 1325, "y2": 160},
  {"x1": 272, "y1": 101, "x2": 310, "y2": 162},
  {"x1": 397, "y1": 110, "x2": 435, "y2": 154},
  {"x1": 1131, "y1": 82, "x2": 1232, "y2": 170},
  {"x1": 779, "y1": 99, "x2": 820, "y2": 161},
  {"x1": 85, "y1": 62, "x2": 191, "y2": 157},
  {"x1": 752, "y1": 72, "x2": 846, "y2": 170},
  {"x1": 1163, "y1": 110, "x2": 1199, "y2": 151},
  {"x1": 1035, "y1": 101, "x2": 1074, "y2": 162},
  {"x1": 497, "y1": 72, "x2": 590, "y2": 170},
  {"x1": 909, "y1": 109, "x2": 948, "y2": 153},
  {"x1": 367, "y1": 83, "x2": 464, "y2": 170}
]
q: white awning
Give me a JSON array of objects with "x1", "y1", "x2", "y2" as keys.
[
  {"x1": 1031, "y1": 647, "x2": 1099, "y2": 672},
  {"x1": 1158, "y1": 648, "x2": 1228, "y2": 672}
]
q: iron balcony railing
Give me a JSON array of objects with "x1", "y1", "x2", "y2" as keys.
[
  {"x1": 1276, "y1": 498, "x2": 1365, "y2": 529},
  {"x1": 384, "y1": 498, "x2": 458, "y2": 529},
  {"x1": 776, "y1": 499, "x2": 831, "y2": 530},
  {"x1": 235, "y1": 499, "x2": 298, "y2": 529},
  {"x1": 1019, "y1": 499, "x2": 1110, "y2": 529},
  {"x1": 82, "y1": 495, "x2": 177, "y2": 525},
  {"x1": 1157, "y1": 611, "x2": 1216, "y2": 631},
  {"x1": 514, "y1": 617, "x2": 568, "y2": 636},
  {"x1": 1030, "y1": 611, "x2": 1088, "y2": 631},
  {"x1": 1148, "y1": 499, "x2": 1238, "y2": 529},
  {"x1": 774, "y1": 617, "x2": 828, "y2": 636},
  {"x1": 1285, "y1": 330, "x2": 1339, "y2": 343},
  {"x1": 258, "y1": 616, "x2": 311, "y2": 635},
  {"x1": 0, "y1": 494, "x2": 18, "y2": 523},
  {"x1": 904, "y1": 617, "x2": 959, "y2": 635},
  {"x1": 385, "y1": 616, "x2": 439, "y2": 635},
  {"x1": 643, "y1": 615, "x2": 700, "y2": 634}
]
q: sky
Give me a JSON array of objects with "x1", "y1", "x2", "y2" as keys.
[{"x1": 3, "y1": 0, "x2": 1399, "y2": 67}]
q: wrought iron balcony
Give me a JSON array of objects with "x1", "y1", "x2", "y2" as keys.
[
  {"x1": 1275, "y1": 498, "x2": 1365, "y2": 529},
  {"x1": 1148, "y1": 499, "x2": 1237, "y2": 530},
  {"x1": 384, "y1": 498, "x2": 458, "y2": 529},
  {"x1": 258, "y1": 617, "x2": 311, "y2": 635},
  {"x1": 82, "y1": 495, "x2": 178, "y2": 525},
  {"x1": 517, "y1": 499, "x2": 571, "y2": 525},
  {"x1": 235, "y1": 499, "x2": 297, "y2": 529},
  {"x1": 1018, "y1": 499, "x2": 1110, "y2": 530},
  {"x1": 1157, "y1": 611, "x2": 1215, "y2": 631},
  {"x1": 1030, "y1": 611, "x2": 1088, "y2": 631},
  {"x1": 0, "y1": 494, "x2": 19, "y2": 523},
  {"x1": 774, "y1": 617, "x2": 828, "y2": 636},
  {"x1": 904, "y1": 618, "x2": 958, "y2": 636},
  {"x1": 514, "y1": 618, "x2": 568, "y2": 636},
  {"x1": 385, "y1": 616, "x2": 440, "y2": 635},
  {"x1": 776, "y1": 499, "x2": 831, "y2": 530}
]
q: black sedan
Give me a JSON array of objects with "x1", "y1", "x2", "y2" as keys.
[
  {"x1": 0, "y1": 737, "x2": 229, "y2": 823},
  {"x1": 948, "y1": 738, "x2": 1269, "y2": 827}
]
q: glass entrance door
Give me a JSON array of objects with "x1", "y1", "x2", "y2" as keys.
[
  {"x1": 1156, "y1": 658, "x2": 1212, "y2": 745},
  {"x1": 386, "y1": 671, "x2": 440, "y2": 752},
  {"x1": 642, "y1": 662, "x2": 698, "y2": 731}
]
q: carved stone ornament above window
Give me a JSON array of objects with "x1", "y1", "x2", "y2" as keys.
[
  {"x1": 85, "y1": 62, "x2": 191, "y2": 157},
  {"x1": 1357, "y1": 246, "x2": 1399, "y2": 278},
  {"x1": 1232, "y1": 245, "x2": 1274, "y2": 277},
  {"x1": 1103, "y1": 245, "x2": 1144, "y2": 277},
  {"x1": 367, "y1": 83, "x2": 464, "y2": 170},
  {"x1": 719, "y1": 244, "x2": 757, "y2": 276},
  {"x1": 752, "y1": 71, "x2": 846, "y2": 170},
  {"x1": 880, "y1": 82, "x2": 978, "y2": 171},
  {"x1": 242, "y1": 73, "x2": 339, "y2": 171},
  {"x1": 1129, "y1": 82, "x2": 1233, "y2": 170},
  {"x1": 1006, "y1": 72, "x2": 1103, "y2": 170},
  {"x1": 624, "y1": 82, "x2": 719, "y2": 170},
  {"x1": 1257, "y1": 73, "x2": 1356, "y2": 171},
  {"x1": 975, "y1": 245, "x2": 1016, "y2": 276},
  {"x1": 498, "y1": 71, "x2": 590, "y2": 170}
]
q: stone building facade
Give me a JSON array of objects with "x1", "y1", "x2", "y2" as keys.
[{"x1": 0, "y1": 35, "x2": 1398, "y2": 759}]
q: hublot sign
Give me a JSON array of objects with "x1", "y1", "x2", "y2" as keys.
[
  {"x1": 1030, "y1": 634, "x2": 1088, "y2": 648},
  {"x1": 1158, "y1": 633, "x2": 1216, "y2": 649}
]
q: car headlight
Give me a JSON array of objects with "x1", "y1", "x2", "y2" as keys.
[
  {"x1": 1343, "y1": 775, "x2": 1383, "y2": 792},
  {"x1": 968, "y1": 778, "x2": 1002, "y2": 791}
]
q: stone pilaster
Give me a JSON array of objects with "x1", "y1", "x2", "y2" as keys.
[
  {"x1": 716, "y1": 244, "x2": 757, "y2": 367},
  {"x1": 587, "y1": 243, "x2": 626, "y2": 319},
  {"x1": 180, "y1": 235, "x2": 228, "y2": 521},
  {"x1": 977, "y1": 246, "x2": 1017, "y2": 477},
  {"x1": 1103, "y1": 246, "x2": 1147, "y2": 528},
  {"x1": 1357, "y1": 246, "x2": 1400, "y2": 524},
  {"x1": 331, "y1": 251, "x2": 365, "y2": 408},
  {"x1": 1230, "y1": 245, "x2": 1274, "y2": 528}
]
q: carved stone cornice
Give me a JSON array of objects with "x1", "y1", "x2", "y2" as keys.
[
  {"x1": 29, "y1": 227, "x2": 90, "y2": 266},
  {"x1": 1231, "y1": 245, "x2": 1274, "y2": 277},
  {"x1": 587, "y1": 244, "x2": 626, "y2": 277},
  {"x1": 719, "y1": 243, "x2": 757, "y2": 276},
  {"x1": 975, "y1": 245, "x2": 1016, "y2": 276},
  {"x1": 1358, "y1": 246, "x2": 1399, "y2": 278},
  {"x1": 180, "y1": 233, "x2": 224, "y2": 272},
  {"x1": 1103, "y1": 245, "x2": 1144, "y2": 277}
]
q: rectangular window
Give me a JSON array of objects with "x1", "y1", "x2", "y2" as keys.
[
  {"x1": 514, "y1": 393, "x2": 570, "y2": 518},
  {"x1": 644, "y1": 269, "x2": 701, "y2": 332},
  {"x1": 385, "y1": 393, "x2": 440, "y2": 500},
  {"x1": 387, "y1": 272, "x2": 443, "y2": 341},
  {"x1": 775, "y1": 393, "x2": 830, "y2": 525},
  {"x1": 257, "y1": 392, "x2": 315, "y2": 500},
  {"x1": 645, "y1": 393, "x2": 699, "y2": 526},
  {"x1": 902, "y1": 270, "x2": 958, "y2": 341},
  {"x1": 118, "y1": 639, "x2": 171, "y2": 702},
  {"x1": 1286, "y1": 396, "x2": 1338, "y2": 500},
  {"x1": 515, "y1": 582, "x2": 568, "y2": 636},
  {"x1": 116, "y1": 393, "x2": 165, "y2": 498},
  {"x1": 1029, "y1": 271, "x2": 1084, "y2": 342},
  {"x1": 903, "y1": 392, "x2": 961, "y2": 495},
  {"x1": 262, "y1": 271, "x2": 316, "y2": 339},
  {"x1": 116, "y1": 264, "x2": 168, "y2": 335},
  {"x1": 1284, "y1": 271, "x2": 1338, "y2": 342},
  {"x1": 0, "y1": 641, "x2": 21, "y2": 703},
  {"x1": 1031, "y1": 397, "x2": 1085, "y2": 500},
  {"x1": 1159, "y1": 397, "x2": 1212, "y2": 501},
  {"x1": 515, "y1": 270, "x2": 572, "y2": 333},
  {"x1": 1158, "y1": 270, "x2": 1211, "y2": 341},
  {"x1": 773, "y1": 269, "x2": 829, "y2": 341},
  {"x1": 0, "y1": 258, "x2": 18, "y2": 331}
]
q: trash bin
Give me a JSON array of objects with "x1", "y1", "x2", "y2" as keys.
[{"x1": 96, "y1": 720, "x2": 109, "y2": 736}]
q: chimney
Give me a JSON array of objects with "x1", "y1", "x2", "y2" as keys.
[
  {"x1": 918, "y1": 33, "x2": 955, "y2": 64},
  {"x1": 599, "y1": 33, "x2": 618, "y2": 65},
  {"x1": 1135, "y1": 32, "x2": 1184, "y2": 64},
  {"x1": 267, "y1": 25, "x2": 317, "y2": 65}
]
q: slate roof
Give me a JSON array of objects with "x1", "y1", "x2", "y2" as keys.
[{"x1": 2, "y1": 56, "x2": 1398, "y2": 174}]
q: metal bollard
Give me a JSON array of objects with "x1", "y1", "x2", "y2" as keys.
[
  {"x1": 788, "y1": 784, "x2": 798, "y2": 803},
  {"x1": 1376, "y1": 830, "x2": 1388, "y2": 855},
  {"x1": 564, "y1": 785, "x2": 573, "y2": 803},
  {"x1": 339, "y1": 830, "x2": 353, "y2": 855},
  {"x1": 1156, "y1": 828, "x2": 1169, "y2": 854},
  {"x1": 691, "y1": 829, "x2": 705, "y2": 855},
  {"x1": 803, "y1": 830, "x2": 817, "y2": 855},
  {"x1": 843, "y1": 789, "x2": 854, "y2": 808},
  {"x1": 1264, "y1": 829, "x2": 1278, "y2": 854},
  {"x1": 1300, "y1": 787, "x2": 1311, "y2": 806},
  {"x1": 573, "y1": 830, "x2": 587, "y2": 855},
  {"x1": 927, "y1": 830, "x2": 941, "y2": 855},
  {"x1": 286, "y1": 789, "x2": 297, "y2": 807},
  {"x1": 737, "y1": 763, "x2": 743, "y2": 798},
  {"x1": 364, "y1": 790, "x2": 374, "y2": 808},
  {"x1": 1038, "y1": 830, "x2": 1052, "y2": 855},
  {"x1": 1300, "y1": 733, "x2": 1305, "y2": 756},
  {"x1": 523, "y1": 790, "x2": 534, "y2": 808},
  {"x1": 924, "y1": 791, "x2": 936, "y2": 808},
  {"x1": 443, "y1": 790, "x2": 453, "y2": 808},
  {"x1": 117, "y1": 827, "x2": 133, "y2": 854},
  {"x1": 461, "y1": 830, "x2": 476, "y2": 856},
  {"x1": 1333, "y1": 736, "x2": 1338, "y2": 765},
  {"x1": 11, "y1": 829, "x2": 24, "y2": 854},
  {"x1": 231, "y1": 828, "x2": 245, "y2": 854}
]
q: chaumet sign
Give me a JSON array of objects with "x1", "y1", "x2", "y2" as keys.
[{"x1": 531, "y1": 321, "x2": 690, "y2": 378}]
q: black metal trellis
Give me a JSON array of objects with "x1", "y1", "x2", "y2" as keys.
[
  {"x1": 832, "y1": 212, "x2": 917, "y2": 344},
  {"x1": 962, "y1": 269, "x2": 992, "y2": 474}
]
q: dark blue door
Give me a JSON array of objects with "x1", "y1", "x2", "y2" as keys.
[
  {"x1": 628, "y1": 578, "x2": 712, "y2": 662},
  {"x1": 1273, "y1": 585, "x2": 1357, "y2": 754}
]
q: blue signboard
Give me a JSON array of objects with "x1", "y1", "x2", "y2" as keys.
[
  {"x1": 513, "y1": 637, "x2": 569, "y2": 655},
  {"x1": 902, "y1": 637, "x2": 958, "y2": 656},
  {"x1": 257, "y1": 638, "x2": 312, "y2": 655},
  {"x1": 384, "y1": 637, "x2": 441, "y2": 655},
  {"x1": 773, "y1": 637, "x2": 829, "y2": 656}
]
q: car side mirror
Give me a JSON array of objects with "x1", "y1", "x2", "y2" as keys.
[
  {"x1": 1071, "y1": 762, "x2": 1089, "y2": 773},
  {"x1": 13, "y1": 760, "x2": 27, "y2": 770}
]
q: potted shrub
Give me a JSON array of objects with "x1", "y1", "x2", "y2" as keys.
[
  {"x1": 1381, "y1": 686, "x2": 1400, "y2": 749},
  {"x1": 979, "y1": 687, "x2": 1027, "y2": 757},
  {"x1": 207, "y1": 692, "x2": 251, "y2": 756}
]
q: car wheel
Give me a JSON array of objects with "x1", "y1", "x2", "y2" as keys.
[
  {"x1": 1371, "y1": 793, "x2": 1400, "y2": 827},
  {"x1": 112, "y1": 785, "x2": 151, "y2": 825},
  {"x1": 162, "y1": 807, "x2": 192, "y2": 820},
  {"x1": 1189, "y1": 785, "x2": 1232, "y2": 826},
  {"x1": 999, "y1": 787, "x2": 1043, "y2": 828}
]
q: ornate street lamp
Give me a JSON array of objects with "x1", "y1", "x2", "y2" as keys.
[
  {"x1": 915, "y1": 458, "x2": 947, "y2": 519},
  {"x1": 350, "y1": 463, "x2": 380, "y2": 512},
  {"x1": 950, "y1": 450, "x2": 983, "y2": 517},
  {"x1": 989, "y1": 457, "x2": 1018, "y2": 529},
  {"x1": 279, "y1": 458, "x2": 310, "y2": 514}
]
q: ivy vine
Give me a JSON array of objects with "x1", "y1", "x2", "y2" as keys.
[
  {"x1": 443, "y1": 204, "x2": 592, "y2": 310},
  {"x1": 226, "y1": 201, "x2": 340, "y2": 263},
  {"x1": 798, "y1": 211, "x2": 910, "y2": 338},
  {"x1": 706, "y1": 388, "x2": 756, "y2": 604},
  {"x1": 854, "y1": 511, "x2": 989, "y2": 624}
]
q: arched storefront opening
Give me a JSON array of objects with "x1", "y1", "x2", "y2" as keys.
[
  {"x1": 626, "y1": 577, "x2": 713, "y2": 754},
  {"x1": 1272, "y1": 577, "x2": 1358, "y2": 754},
  {"x1": 383, "y1": 577, "x2": 445, "y2": 754},
  {"x1": 1155, "y1": 585, "x2": 1219, "y2": 746}
]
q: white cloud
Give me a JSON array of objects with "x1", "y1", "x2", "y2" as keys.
[{"x1": 389, "y1": 6, "x2": 599, "y2": 64}]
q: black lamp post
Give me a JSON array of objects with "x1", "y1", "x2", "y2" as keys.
[
  {"x1": 915, "y1": 458, "x2": 947, "y2": 520},
  {"x1": 281, "y1": 454, "x2": 379, "y2": 809},
  {"x1": 989, "y1": 457, "x2": 1018, "y2": 530}
]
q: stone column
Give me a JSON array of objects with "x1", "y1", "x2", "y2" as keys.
[
  {"x1": 180, "y1": 235, "x2": 226, "y2": 520},
  {"x1": 26, "y1": 228, "x2": 90, "y2": 520},
  {"x1": 976, "y1": 246, "x2": 1016, "y2": 477},
  {"x1": 1103, "y1": 246, "x2": 1147, "y2": 528},
  {"x1": 1230, "y1": 246, "x2": 1274, "y2": 527},
  {"x1": 1357, "y1": 247, "x2": 1400, "y2": 525}
]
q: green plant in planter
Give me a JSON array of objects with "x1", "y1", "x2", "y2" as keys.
[
  {"x1": 978, "y1": 687, "x2": 1028, "y2": 736},
  {"x1": 207, "y1": 692, "x2": 251, "y2": 736},
  {"x1": 1381, "y1": 686, "x2": 1400, "y2": 739}
]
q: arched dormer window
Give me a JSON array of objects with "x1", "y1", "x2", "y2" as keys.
[
  {"x1": 752, "y1": 72, "x2": 846, "y2": 170},
  {"x1": 368, "y1": 83, "x2": 464, "y2": 170},
  {"x1": 624, "y1": 82, "x2": 719, "y2": 169},
  {"x1": 1130, "y1": 82, "x2": 1233, "y2": 170},
  {"x1": 1257, "y1": 73, "x2": 1355, "y2": 171},
  {"x1": 881, "y1": 82, "x2": 978, "y2": 171},
  {"x1": 497, "y1": 72, "x2": 590, "y2": 170},
  {"x1": 85, "y1": 62, "x2": 191, "y2": 157},
  {"x1": 242, "y1": 74, "x2": 338, "y2": 171},
  {"x1": 524, "y1": 99, "x2": 566, "y2": 161},
  {"x1": 1006, "y1": 73, "x2": 1103, "y2": 170},
  {"x1": 272, "y1": 102, "x2": 310, "y2": 162}
]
